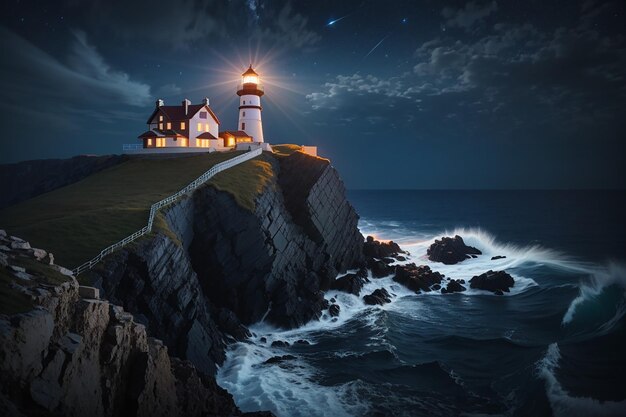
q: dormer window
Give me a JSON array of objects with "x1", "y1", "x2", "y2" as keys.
[{"x1": 199, "y1": 111, "x2": 207, "y2": 119}]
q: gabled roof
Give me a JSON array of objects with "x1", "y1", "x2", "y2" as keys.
[
  {"x1": 137, "y1": 128, "x2": 185, "y2": 139},
  {"x1": 219, "y1": 130, "x2": 251, "y2": 138},
  {"x1": 146, "y1": 103, "x2": 220, "y2": 125},
  {"x1": 196, "y1": 132, "x2": 218, "y2": 140}
]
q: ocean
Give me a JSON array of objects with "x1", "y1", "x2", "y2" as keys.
[{"x1": 217, "y1": 190, "x2": 626, "y2": 417}]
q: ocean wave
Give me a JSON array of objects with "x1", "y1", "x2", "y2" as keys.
[
  {"x1": 217, "y1": 342, "x2": 370, "y2": 417},
  {"x1": 561, "y1": 262, "x2": 626, "y2": 328},
  {"x1": 538, "y1": 343, "x2": 626, "y2": 417}
]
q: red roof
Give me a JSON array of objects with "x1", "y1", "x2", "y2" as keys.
[
  {"x1": 219, "y1": 130, "x2": 251, "y2": 138},
  {"x1": 146, "y1": 103, "x2": 220, "y2": 124},
  {"x1": 242, "y1": 65, "x2": 258, "y2": 77},
  {"x1": 196, "y1": 132, "x2": 217, "y2": 139}
]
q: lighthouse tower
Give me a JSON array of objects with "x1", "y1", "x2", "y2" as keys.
[{"x1": 237, "y1": 65, "x2": 264, "y2": 143}]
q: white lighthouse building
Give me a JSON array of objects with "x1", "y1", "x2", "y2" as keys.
[{"x1": 237, "y1": 65, "x2": 265, "y2": 143}]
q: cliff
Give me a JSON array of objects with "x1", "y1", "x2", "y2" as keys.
[
  {"x1": 0, "y1": 232, "x2": 271, "y2": 417},
  {"x1": 0, "y1": 148, "x2": 364, "y2": 415},
  {"x1": 86, "y1": 150, "x2": 364, "y2": 375}
]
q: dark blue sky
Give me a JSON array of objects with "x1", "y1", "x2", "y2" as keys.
[{"x1": 1, "y1": 0, "x2": 624, "y2": 189}]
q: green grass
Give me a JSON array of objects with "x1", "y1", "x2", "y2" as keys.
[
  {"x1": 207, "y1": 153, "x2": 275, "y2": 211},
  {"x1": 0, "y1": 151, "x2": 244, "y2": 268},
  {"x1": 272, "y1": 144, "x2": 303, "y2": 157}
]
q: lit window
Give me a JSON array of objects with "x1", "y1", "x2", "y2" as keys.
[
  {"x1": 147, "y1": 138, "x2": 152, "y2": 146},
  {"x1": 159, "y1": 115, "x2": 163, "y2": 121},
  {"x1": 181, "y1": 138, "x2": 188, "y2": 147},
  {"x1": 241, "y1": 122, "x2": 245, "y2": 130},
  {"x1": 180, "y1": 122, "x2": 186, "y2": 130},
  {"x1": 156, "y1": 138, "x2": 166, "y2": 147},
  {"x1": 166, "y1": 122, "x2": 171, "y2": 130},
  {"x1": 243, "y1": 75, "x2": 258, "y2": 84},
  {"x1": 197, "y1": 123, "x2": 202, "y2": 132},
  {"x1": 159, "y1": 123, "x2": 163, "y2": 130},
  {"x1": 205, "y1": 123, "x2": 209, "y2": 132}
]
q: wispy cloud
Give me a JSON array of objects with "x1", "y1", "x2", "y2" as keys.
[{"x1": 442, "y1": 1, "x2": 498, "y2": 31}]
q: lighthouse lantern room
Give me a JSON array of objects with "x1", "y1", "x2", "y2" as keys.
[{"x1": 237, "y1": 65, "x2": 264, "y2": 143}]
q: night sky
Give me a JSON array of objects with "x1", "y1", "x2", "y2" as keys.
[{"x1": 1, "y1": 0, "x2": 624, "y2": 189}]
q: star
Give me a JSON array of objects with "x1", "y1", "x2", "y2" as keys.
[{"x1": 401, "y1": 17, "x2": 408, "y2": 24}]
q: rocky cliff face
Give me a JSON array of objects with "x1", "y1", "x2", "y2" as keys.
[
  {"x1": 0, "y1": 232, "x2": 271, "y2": 417},
  {"x1": 87, "y1": 151, "x2": 364, "y2": 378}
]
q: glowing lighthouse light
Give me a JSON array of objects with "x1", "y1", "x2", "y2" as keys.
[{"x1": 237, "y1": 65, "x2": 264, "y2": 143}]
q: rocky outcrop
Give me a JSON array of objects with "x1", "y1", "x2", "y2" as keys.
[
  {"x1": 393, "y1": 264, "x2": 445, "y2": 293},
  {"x1": 330, "y1": 273, "x2": 367, "y2": 295},
  {"x1": 441, "y1": 279, "x2": 467, "y2": 294},
  {"x1": 469, "y1": 270, "x2": 515, "y2": 294},
  {"x1": 363, "y1": 236, "x2": 403, "y2": 259},
  {"x1": 85, "y1": 151, "x2": 363, "y2": 380},
  {"x1": 0, "y1": 155, "x2": 127, "y2": 209},
  {"x1": 0, "y1": 234, "x2": 271, "y2": 417},
  {"x1": 427, "y1": 235, "x2": 482, "y2": 264},
  {"x1": 363, "y1": 288, "x2": 392, "y2": 306}
]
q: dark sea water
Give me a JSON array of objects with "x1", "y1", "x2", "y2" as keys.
[{"x1": 217, "y1": 190, "x2": 626, "y2": 417}]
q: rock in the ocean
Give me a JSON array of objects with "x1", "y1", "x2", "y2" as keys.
[
  {"x1": 271, "y1": 340, "x2": 290, "y2": 348},
  {"x1": 427, "y1": 235, "x2": 482, "y2": 264},
  {"x1": 363, "y1": 288, "x2": 392, "y2": 305},
  {"x1": 263, "y1": 355, "x2": 296, "y2": 365},
  {"x1": 393, "y1": 264, "x2": 444, "y2": 293},
  {"x1": 469, "y1": 270, "x2": 515, "y2": 293},
  {"x1": 368, "y1": 258, "x2": 394, "y2": 278},
  {"x1": 330, "y1": 273, "x2": 367, "y2": 295},
  {"x1": 491, "y1": 255, "x2": 507, "y2": 260},
  {"x1": 363, "y1": 236, "x2": 403, "y2": 259},
  {"x1": 328, "y1": 304, "x2": 341, "y2": 317},
  {"x1": 441, "y1": 279, "x2": 467, "y2": 294}
]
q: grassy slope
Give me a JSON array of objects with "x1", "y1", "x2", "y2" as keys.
[{"x1": 0, "y1": 151, "x2": 243, "y2": 268}]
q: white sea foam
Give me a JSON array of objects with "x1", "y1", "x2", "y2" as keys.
[{"x1": 538, "y1": 343, "x2": 626, "y2": 417}]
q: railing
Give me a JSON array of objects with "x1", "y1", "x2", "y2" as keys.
[
  {"x1": 122, "y1": 144, "x2": 143, "y2": 151},
  {"x1": 72, "y1": 148, "x2": 263, "y2": 276}
]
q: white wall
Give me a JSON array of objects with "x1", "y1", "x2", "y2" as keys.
[
  {"x1": 189, "y1": 108, "x2": 219, "y2": 146},
  {"x1": 238, "y1": 94, "x2": 264, "y2": 143}
]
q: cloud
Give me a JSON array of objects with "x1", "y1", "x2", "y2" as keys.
[
  {"x1": 0, "y1": 26, "x2": 152, "y2": 123},
  {"x1": 306, "y1": 14, "x2": 626, "y2": 133},
  {"x1": 442, "y1": 1, "x2": 498, "y2": 30}
]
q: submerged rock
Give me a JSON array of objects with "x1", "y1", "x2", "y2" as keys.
[
  {"x1": 427, "y1": 235, "x2": 482, "y2": 264},
  {"x1": 363, "y1": 288, "x2": 392, "y2": 306},
  {"x1": 469, "y1": 270, "x2": 515, "y2": 293},
  {"x1": 270, "y1": 340, "x2": 290, "y2": 348},
  {"x1": 263, "y1": 355, "x2": 296, "y2": 365},
  {"x1": 393, "y1": 264, "x2": 444, "y2": 293},
  {"x1": 491, "y1": 255, "x2": 507, "y2": 260}
]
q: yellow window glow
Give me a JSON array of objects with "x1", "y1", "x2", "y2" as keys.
[
  {"x1": 159, "y1": 123, "x2": 163, "y2": 130},
  {"x1": 166, "y1": 122, "x2": 171, "y2": 130},
  {"x1": 243, "y1": 75, "x2": 258, "y2": 84},
  {"x1": 159, "y1": 115, "x2": 163, "y2": 121},
  {"x1": 205, "y1": 123, "x2": 209, "y2": 132},
  {"x1": 147, "y1": 138, "x2": 152, "y2": 146},
  {"x1": 180, "y1": 122, "x2": 186, "y2": 130},
  {"x1": 197, "y1": 123, "x2": 202, "y2": 131}
]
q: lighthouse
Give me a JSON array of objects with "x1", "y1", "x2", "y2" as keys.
[{"x1": 237, "y1": 65, "x2": 264, "y2": 143}]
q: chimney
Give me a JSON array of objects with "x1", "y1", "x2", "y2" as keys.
[
  {"x1": 182, "y1": 98, "x2": 191, "y2": 115},
  {"x1": 202, "y1": 97, "x2": 210, "y2": 106},
  {"x1": 156, "y1": 98, "x2": 164, "y2": 108}
]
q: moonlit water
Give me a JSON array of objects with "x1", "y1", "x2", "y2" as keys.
[{"x1": 217, "y1": 190, "x2": 626, "y2": 417}]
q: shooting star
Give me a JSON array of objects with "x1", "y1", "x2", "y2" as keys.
[
  {"x1": 326, "y1": 14, "x2": 351, "y2": 27},
  {"x1": 364, "y1": 34, "x2": 390, "y2": 58}
]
